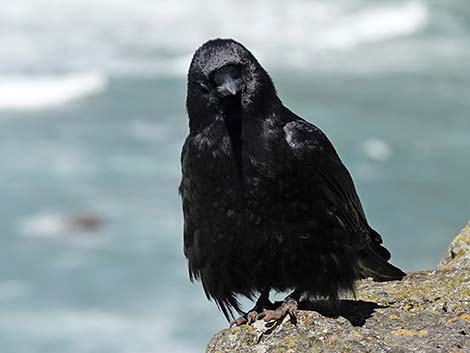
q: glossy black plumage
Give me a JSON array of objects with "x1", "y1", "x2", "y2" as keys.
[{"x1": 180, "y1": 39, "x2": 405, "y2": 320}]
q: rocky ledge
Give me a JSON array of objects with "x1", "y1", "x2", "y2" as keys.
[{"x1": 207, "y1": 224, "x2": 470, "y2": 353}]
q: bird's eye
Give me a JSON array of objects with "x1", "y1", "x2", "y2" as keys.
[{"x1": 199, "y1": 81, "x2": 209, "y2": 93}]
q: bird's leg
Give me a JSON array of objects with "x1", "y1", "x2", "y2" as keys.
[
  {"x1": 257, "y1": 290, "x2": 301, "y2": 325},
  {"x1": 230, "y1": 289, "x2": 273, "y2": 326}
]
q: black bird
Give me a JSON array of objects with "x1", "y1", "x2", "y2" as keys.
[{"x1": 180, "y1": 39, "x2": 405, "y2": 325}]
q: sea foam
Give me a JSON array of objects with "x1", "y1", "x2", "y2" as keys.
[
  {"x1": 313, "y1": 1, "x2": 428, "y2": 50},
  {"x1": 362, "y1": 138, "x2": 392, "y2": 161},
  {"x1": 0, "y1": 0, "x2": 431, "y2": 77},
  {"x1": 0, "y1": 72, "x2": 107, "y2": 110}
]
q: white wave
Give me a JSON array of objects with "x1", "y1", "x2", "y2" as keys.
[
  {"x1": 0, "y1": 0, "x2": 430, "y2": 77},
  {"x1": 0, "y1": 72, "x2": 107, "y2": 110},
  {"x1": 313, "y1": 1, "x2": 429, "y2": 50},
  {"x1": 17, "y1": 211, "x2": 104, "y2": 238},
  {"x1": 362, "y1": 138, "x2": 392, "y2": 161},
  {"x1": 18, "y1": 212, "x2": 66, "y2": 237}
]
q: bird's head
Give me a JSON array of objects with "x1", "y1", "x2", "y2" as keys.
[{"x1": 186, "y1": 39, "x2": 278, "y2": 130}]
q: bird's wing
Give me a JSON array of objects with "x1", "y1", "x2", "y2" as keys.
[
  {"x1": 179, "y1": 135, "x2": 200, "y2": 281},
  {"x1": 283, "y1": 118, "x2": 375, "y2": 250},
  {"x1": 283, "y1": 118, "x2": 404, "y2": 280}
]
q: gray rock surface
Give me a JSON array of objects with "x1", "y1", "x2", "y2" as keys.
[
  {"x1": 207, "y1": 224, "x2": 470, "y2": 353},
  {"x1": 440, "y1": 223, "x2": 470, "y2": 270}
]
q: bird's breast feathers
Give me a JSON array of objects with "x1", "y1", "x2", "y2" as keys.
[{"x1": 182, "y1": 118, "x2": 290, "y2": 190}]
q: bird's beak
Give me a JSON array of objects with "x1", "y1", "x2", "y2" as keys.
[{"x1": 216, "y1": 74, "x2": 240, "y2": 97}]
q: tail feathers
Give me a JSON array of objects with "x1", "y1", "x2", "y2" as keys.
[
  {"x1": 367, "y1": 226, "x2": 392, "y2": 261},
  {"x1": 358, "y1": 247, "x2": 406, "y2": 282}
]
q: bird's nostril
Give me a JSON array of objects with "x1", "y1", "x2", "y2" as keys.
[{"x1": 217, "y1": 76, "x2": 240, "y2": 97}]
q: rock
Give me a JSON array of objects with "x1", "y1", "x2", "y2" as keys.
[
  {"x1": 439, "y1": 223, "x2": 470, "y2": 270},
  {"x1": 206, "y1": 225, "x2": 470, "y2": 353}
]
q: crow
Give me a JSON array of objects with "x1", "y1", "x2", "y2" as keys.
[{"x1": 180, "y1": 39, "x2": 405, "y2": 325}]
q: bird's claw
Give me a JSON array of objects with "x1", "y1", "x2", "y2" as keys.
[
  {"x1": 230, "y1": 310, "x2": 261, "y2": 327},
  {"x1": 246, "y1": 310, "x2": 259, "y2": 323},
  {"x1": 230, "y1": 316, "x2": 247, "y2": 327},
  {"x1": 231, "y1": 297, "x2": 299, "y2": 327},
  {"x1": 257, "y1": 297, "x2": 298, "y2": 325}
]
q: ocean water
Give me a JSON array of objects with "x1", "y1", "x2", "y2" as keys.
[{"x1": 1, "y1": 0, "x2": 469, "y2": 352}]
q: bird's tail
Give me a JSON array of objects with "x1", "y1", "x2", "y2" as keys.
[{"x1": 358, "y1": 246, "x2": 406, "y2": 282}]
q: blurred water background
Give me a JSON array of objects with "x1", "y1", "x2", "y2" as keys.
[{"x1": 0, "y1": 0, "x2": 469, "y2": 352}]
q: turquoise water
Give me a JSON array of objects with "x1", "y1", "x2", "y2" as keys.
[{"x1": 1, "y1": 1, "x2": 469, "y2": 352}]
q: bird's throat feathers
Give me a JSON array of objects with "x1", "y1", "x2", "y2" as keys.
[{"x1": 221, "y1": 93, "x2": 244, "y2": 179}]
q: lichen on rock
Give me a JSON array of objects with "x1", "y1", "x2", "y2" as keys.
[{"x1": 207, "y1": 223, "x2": 470, "y2": 353}]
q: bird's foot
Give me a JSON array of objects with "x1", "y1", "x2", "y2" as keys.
[
  {"x1": 257, "y1": 297, "x2": 299, "y2": 326},
  {"x1": 230, "y1": 291, "x2": 275, "y2": 327},
  {"x1": 230, "y1": 310, "x2": 262, "y2": 327}
]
